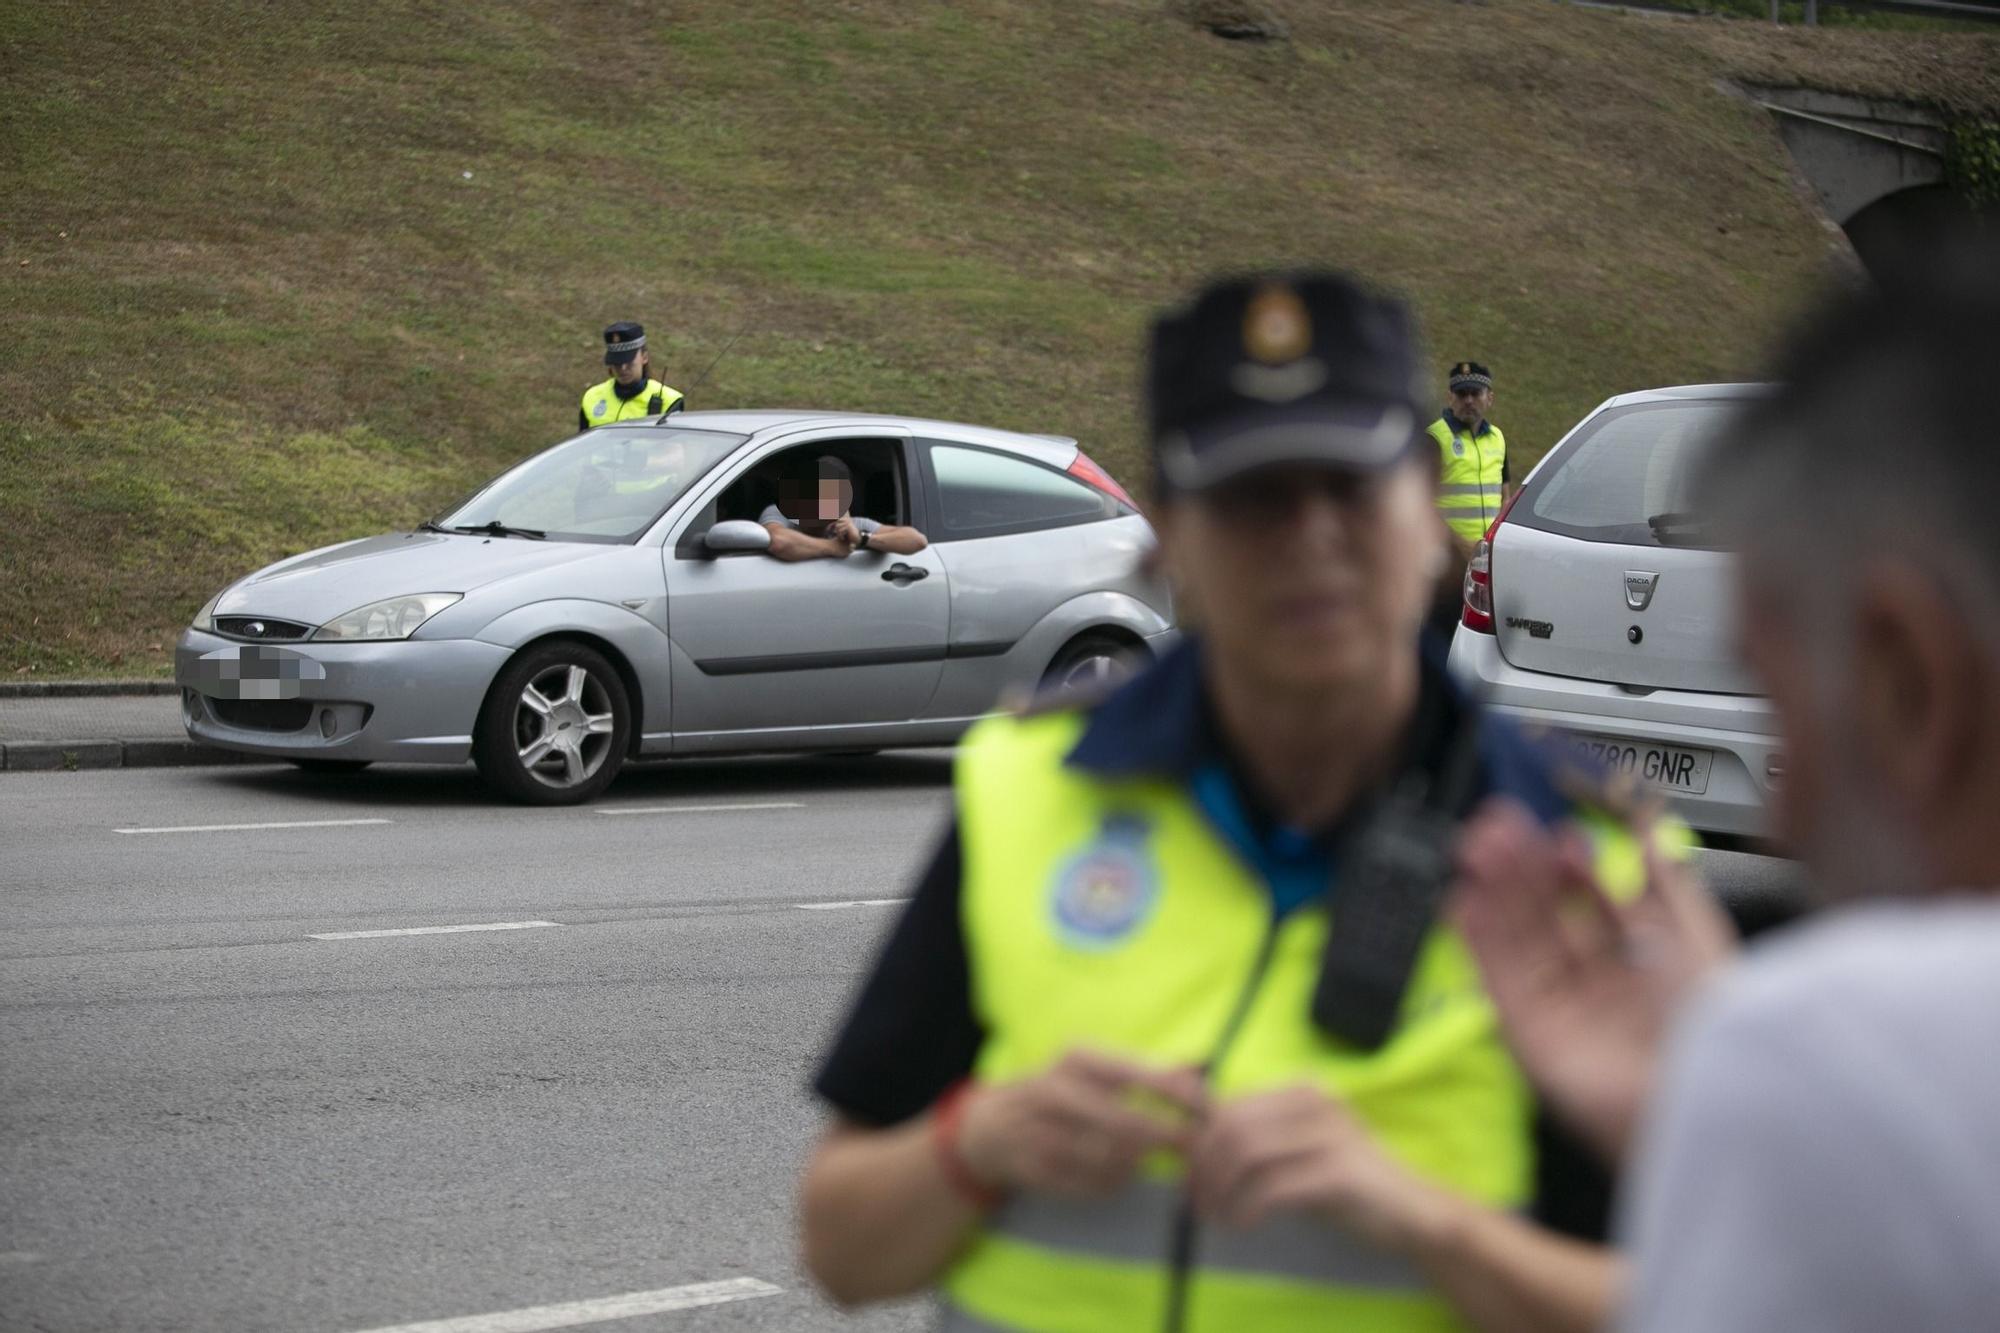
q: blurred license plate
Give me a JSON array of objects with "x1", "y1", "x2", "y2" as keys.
[
  {"x1": 193, "y1": 644, "x2": 326, "y2": 701},
  {"x1": 1567, "y1": 734, "x2": 1714, "y2": 796}
]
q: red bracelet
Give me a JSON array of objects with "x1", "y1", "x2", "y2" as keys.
[{"x1": 932, "y1": 1079, "x2": 1006, "y2": 1212}]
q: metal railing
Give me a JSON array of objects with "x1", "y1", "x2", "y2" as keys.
[{"x1": 1765, "y1": 0, "x2": 2000, "y2": 20}]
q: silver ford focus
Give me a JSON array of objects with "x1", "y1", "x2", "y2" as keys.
[{"x1": 175, "y1": 411, "x2": 1174, "y2": 803}]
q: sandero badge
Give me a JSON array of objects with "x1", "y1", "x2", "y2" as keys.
[{"x1": 1504, "y1": 616, "x2": 1554, "y2": 640}]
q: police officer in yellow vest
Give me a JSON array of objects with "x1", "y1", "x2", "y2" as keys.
[
  {"x1": 1428, "y1": 361, "x2": 1508, "y2": 558},
  {"x1": 578, "y1": 321, "x2": 684, "y2": 431},
  {"x1": 801, "y1": 273, "x2": 1653, "y2": 1332}
]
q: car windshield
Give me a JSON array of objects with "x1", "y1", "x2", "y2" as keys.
[
  {"x1": 435, "y1": 427, "x2": 745, "y2": 543},
  {"x1": 1517, "y1": 399, "x2": 1738, "y2": 549}
]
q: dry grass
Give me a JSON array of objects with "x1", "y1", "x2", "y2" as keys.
[{"x1": 2, "y1": 0, "x2": 1992, "y2": 674}]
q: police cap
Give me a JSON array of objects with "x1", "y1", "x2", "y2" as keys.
[
  {"x1": 603, "y1": 321, "x2": 647, "y2": 366},
  {"x1": 1147, "y1": 271, "x2": 1426, "y2": 493},
  {"x1": 1448, "y1": 361, "x2": 1493, "y2": 392}
]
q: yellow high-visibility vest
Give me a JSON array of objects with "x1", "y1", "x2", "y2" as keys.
[
  {"x1": 580, "y1": 378, "x2": 683, "y2": 426},
  {"x1": 939, "y1": 708, "x2": 1668, "y2": 1333},
  {"x1": 1429, "y1": 414, "x2": 1506, "y2": 543}
]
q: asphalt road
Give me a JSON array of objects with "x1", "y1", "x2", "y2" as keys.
[{"x1": 0, "y1": 758, "x2": 1807, "y2": 1333}]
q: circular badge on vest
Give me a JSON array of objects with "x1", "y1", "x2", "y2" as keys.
[
  {"x1": 1050, "y1": 813, "x2": 1159, "y2": 949},
  {"x1": 593, "y1": 399, "x2": 608, "y2": 417},
  {"x1": 1452, "y1": 437, "x2": 1464, "y2": 457}
]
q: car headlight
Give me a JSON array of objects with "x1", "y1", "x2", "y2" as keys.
[
  {"x1": 312, "y1": 593, "x2": 462, "y2": 642},
  {"x1": 191, "y1": 591, "x2": 224, "y2": 632}
]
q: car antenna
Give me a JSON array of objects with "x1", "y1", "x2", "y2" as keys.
[{"x1": 682, "y1": 325, "x2": 749, "y2": 400}]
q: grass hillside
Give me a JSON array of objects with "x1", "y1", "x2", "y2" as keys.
[{"x1": 3, "y1": 0, "x2": 1995, "y2": 676}]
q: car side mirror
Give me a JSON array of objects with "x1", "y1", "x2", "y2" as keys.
[{"x1": 703, "y1": 520, "x2": 773, "y2": 556}]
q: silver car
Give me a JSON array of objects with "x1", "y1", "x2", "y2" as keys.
[
  {"x1": 1448, "y1": 385, "x2": 1780, "y2": 838},
  {"x1": 176, "y1": 411, "x2": 1173, "y2": 803}
]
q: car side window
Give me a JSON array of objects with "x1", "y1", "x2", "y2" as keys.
[
  {"x1": 926, "y1": 445, "x2": 1114, "y2": 541},
  {"x1": 678, "y1": 438, "x2": 912, "y2": 558}
]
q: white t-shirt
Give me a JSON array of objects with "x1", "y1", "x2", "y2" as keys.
[
  {"x1": 1620, "y1": 898, "x2": 2000, "y2": 1332},
  {"x1": 759, "y1": 504, "x2": 881, "y2": 534}
]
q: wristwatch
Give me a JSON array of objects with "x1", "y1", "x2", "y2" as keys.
[{"x1": 857, "y1": 528, "x2": 872, "y2": 550}]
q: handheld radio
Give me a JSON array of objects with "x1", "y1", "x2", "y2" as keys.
[{"x1": 1309, "y1": 714, "x2": 1483, "y2": 1050}]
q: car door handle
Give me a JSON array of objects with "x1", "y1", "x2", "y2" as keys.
[{"x1": 881, "y1": 563, "x2": 928, "y2": 584}]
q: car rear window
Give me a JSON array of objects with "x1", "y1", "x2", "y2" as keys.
[
  {"x1": 1515, "y1": 399, "x2": 1739, "y2": 548},
  {"x1": 926, "y1": 444, "x2": 1117, "y2": 539}
]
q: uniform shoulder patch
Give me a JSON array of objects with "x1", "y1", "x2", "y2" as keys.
[{"x1": 1050, "y1": 813, "x2": 1160, "y2": 949}]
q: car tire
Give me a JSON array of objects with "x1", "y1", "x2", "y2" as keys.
[
  {"x1": 474, "y1": 642, "x2": 632, "y2": 805},
  {"x1": 1042, "y1": 633, "x2": 1144, "y2": 699},
  {"x1": 288, "y1": 758, "x2": 374, "y2": 774}
]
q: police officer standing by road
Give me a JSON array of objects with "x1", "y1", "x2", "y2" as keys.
[
  {"x1": 578, "y1": 321, "x2": 684, "y2": 431},
  {"x1": 1428, "y1": 361, "x2": 1508, "y2": 561},
  {"x1": 799, "y1": 272, "x2": 1662, "y2": 1332}
]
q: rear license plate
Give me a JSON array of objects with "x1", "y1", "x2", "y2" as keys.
[{"x1": 1565, "y1": 733, "x2": 1714, "y2": 796}]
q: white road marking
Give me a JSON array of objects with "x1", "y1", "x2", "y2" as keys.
[
  {"x1": 343, "y1": 1277, "x2": 782, "y2": 1333},
  {"x1": 308, "y1": 920, "x2": 561, "y2": 941},
  {"x1": 594, "y1": 801, "x2": 805, "y2": 816},
  {"x1": 115, "y1": 817, "x2": 393, "y2": 835},
  {"x1": 796, "y1": 898, "x2": 910, "y2": 911}
]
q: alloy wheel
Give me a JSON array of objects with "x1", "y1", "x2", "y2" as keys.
[
  {"x1": 513, "y1": 663, "x2": 617, "y2": 789},
  {"x1": 1054, "y1": 650, "x2": 1126, "y2": 694}
]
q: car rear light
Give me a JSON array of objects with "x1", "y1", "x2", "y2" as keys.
[
  {"x1": 1068, "y1": 451, "x2": 1140, "y2": 512},
  {"x1": 1461, "y1": 490, "x2": 1524, "y2": 634},
  {"x1": 1462, "y1": 541, "x2": 1496, "y2": 633}
]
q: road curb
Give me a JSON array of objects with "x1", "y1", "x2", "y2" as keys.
[
  {"x1": 0, "y1": 738, "x2": 249, "y2": 772},
  {"x1": 0, "y1": 681, "x2": 178, "y2": 699}
]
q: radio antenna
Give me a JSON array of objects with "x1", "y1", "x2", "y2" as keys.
[{"x1": 685, "y1": 326, "x2": 749, "y2": 397}]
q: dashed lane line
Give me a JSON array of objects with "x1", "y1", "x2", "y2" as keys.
[
  {"x1": 308, "y1": 920, "x2": 562, "y2": 941},
  {"x1": 593, "y1": 801, "x2": 805, "y2": 816},
  {"x1": 341, "y1": 1277, "x2": 783, "y2": 1333},
  {"x1": 115, "y1": 817, "x2": 393, "y2": 835},
  {"x1": 795, "y1": 898, "x2": 911, "y2": 911},
  {"x1": 112, "y1": 801, "x2": 809, "y2": 835}
]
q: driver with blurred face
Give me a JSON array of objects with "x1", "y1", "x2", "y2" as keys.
[{"x1": 758, "y1": 454, "x2": 928, "y2": 562}]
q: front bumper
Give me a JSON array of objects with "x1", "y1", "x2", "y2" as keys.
[
  {"x1": 1448, "y1": 629, "x2": 1781, "y2": 838},
  {"x1": 174, "y1": 629, "x2": 513, "y2": 764}
]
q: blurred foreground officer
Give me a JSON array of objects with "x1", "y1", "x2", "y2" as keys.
[
  {"x1": 578, "y1": 321, "x2": 683, "y2": 430},
  {"x1": 1427, "y1": 361, "x2": 1507, "y2": 558},
  {"x1": 1454, "y1": 230, "x2": 2000, "y2": 1333},
  {"x1": 799, "y1": 272, "x2": 1662, "y2": 1333}
]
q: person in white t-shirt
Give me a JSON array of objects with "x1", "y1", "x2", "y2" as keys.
[
  {"x1": 1449, "y1": 227, "x2": 2000, "y2": 1333},
  {"x1": 759, "y1": 453, "x2": 928, "y2": 563}
]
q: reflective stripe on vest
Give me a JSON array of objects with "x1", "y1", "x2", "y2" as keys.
[
  {"x1": 990, "y1": 1181, "x2": 1426, "y2": 1289},
  {"x1": 1428, "y1": 417, "x2": 1506, "y2": 542},
  {"x1": 579, "y1": 378, "x2": 685, "y2": 427}
]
